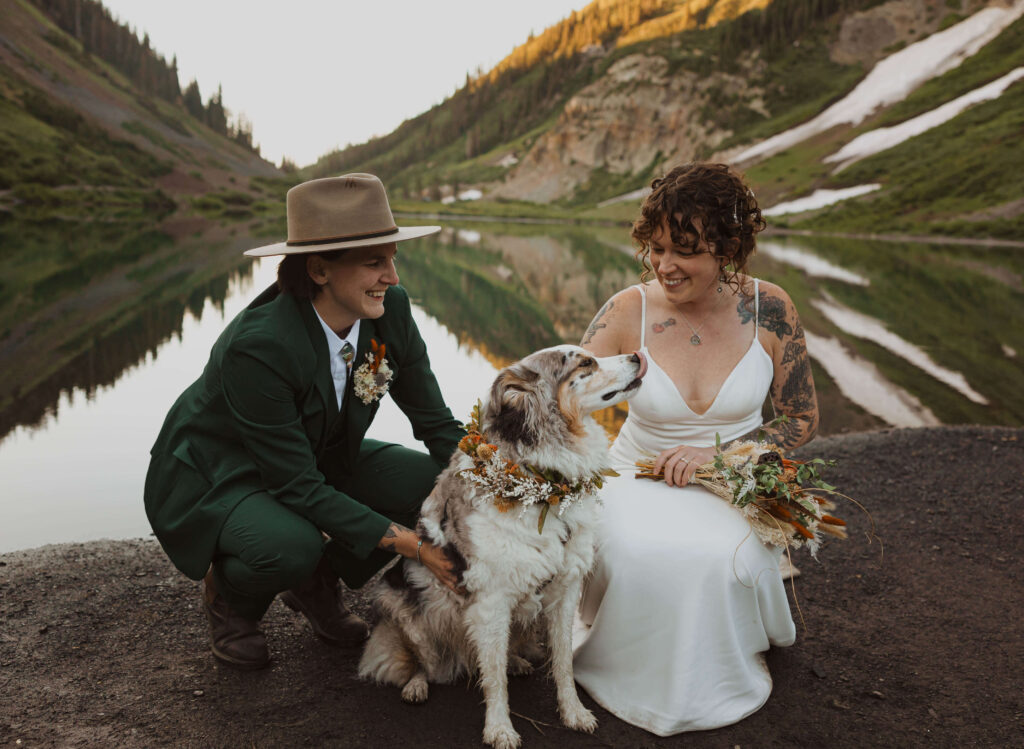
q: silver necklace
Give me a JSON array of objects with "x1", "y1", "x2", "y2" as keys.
[{"x1": 679, "y1": 283, "x2": 725, "y2": 346}]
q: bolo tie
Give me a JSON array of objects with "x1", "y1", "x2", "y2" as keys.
[{"x1": 340, "y1": 341, "x2": 355, "y2": 368}]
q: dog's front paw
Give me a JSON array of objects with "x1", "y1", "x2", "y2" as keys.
[
  {"x1": 400, "y1": 673, "x2": 429, "y2": 704},
  {"x1": 507, "y1": 654, "x2": 534, "y2": 676},
  {"x1": 483, "y1": 720, "x2": 521, "y2": 749},
  {"x1": 560, "y1": 701, "x2": 597, "y2": 733}
]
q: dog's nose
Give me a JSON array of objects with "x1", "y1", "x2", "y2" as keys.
[{"x1": 631, "y1": 351, "x2": 648, "y2": 379}]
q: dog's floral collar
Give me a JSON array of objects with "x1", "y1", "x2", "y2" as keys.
[
  {"x1": 458, "y1": 401, "x2": 617, "y2": 533},
  {"x1": 353, "y1": 339, "x2": 392, "y2": 405}
]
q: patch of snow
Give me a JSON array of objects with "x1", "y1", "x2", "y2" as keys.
[
  {"x1": 811, "y1": 297, "x2": 989, "y2": 404},
  {"x1": 827, "y1": 67, "x2": 1024, "y2": 169},
  {"x1": 757, "y1": 241, "x2": 870, "y2": 285},
  {"x1": 734, "y1": 1, "x2": 1024, "y2": 163},
  {"x1": 498, "y1": 153, "x2": 519, "y2": 168},
  {"x1": 456, "y1": 229, "x2": 481, "y2": 244},
  {"x1": 442, "y1": 190, "x2": 483, "y2": 205},
  {"x1": 804, "y1": 331, "x2": 940, "y2": 427},
  {"x1": 763, "y1": 185, "x2": 880, "y2": 216},
  {"x1": 1003, "y1": 344, "x2": 1017, "y2": 358},
  {"x1": 597, "y1": 187, "x2": 651, "y2": 208}
]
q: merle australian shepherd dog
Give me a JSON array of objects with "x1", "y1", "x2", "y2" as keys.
[{"x1": 359, "y1": 345, "x2": 646, "y2": 749}]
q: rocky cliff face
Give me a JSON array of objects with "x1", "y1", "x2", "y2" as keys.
[
  {"x1": 490, "y1": 53, "x2": 761, "y2": 202},
  {"x1": 488, "y1": 0, "x2": 997, "y2": 203}
]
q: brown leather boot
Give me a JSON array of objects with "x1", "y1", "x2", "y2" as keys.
[
  {"x1": 202, "y1": 570, "x2": 270, "y2": 670},
  {"x1": 279, "y1": 557, "x2": 369, "y2": 647}
]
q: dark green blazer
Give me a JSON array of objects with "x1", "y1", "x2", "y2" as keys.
[{"x1": 144, "y1": 283, "x2": 464, "y2": 581}]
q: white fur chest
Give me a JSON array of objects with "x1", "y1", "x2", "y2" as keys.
[{"x1": 460, "y1": 486, "x2": 600, "y2": 597}]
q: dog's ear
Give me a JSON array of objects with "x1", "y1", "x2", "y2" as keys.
[{"x1": 485, "y1": 365, "x2": 540, "y2": 446}]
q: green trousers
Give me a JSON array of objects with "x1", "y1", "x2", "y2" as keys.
[{"x1": 212, "y1": 440, "x2": 440, "y2": 620}]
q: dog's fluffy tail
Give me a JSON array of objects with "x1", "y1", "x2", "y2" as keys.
[{"x1": 357, "y1": 620, "x2": 418, "y2": 686}]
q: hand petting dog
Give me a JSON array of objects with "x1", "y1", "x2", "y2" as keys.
[{"x1": 377, "y1": 522, "x2": 462, "y2": 593}]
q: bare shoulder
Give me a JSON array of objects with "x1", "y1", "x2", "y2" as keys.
[
  {"x1": 755, "y1": 278, "x2": 794, "y2": 307},
  {"x1": 743, "y1": 278, "x2": 800, "y2": 341},
  {"x1": 581, "y1": 285, "x2": 643, "y2": 354}
]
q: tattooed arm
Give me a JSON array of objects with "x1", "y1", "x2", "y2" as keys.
[
  {"x1": 734, "y1": 283, "x2": 819, "y2": 451},
  {"x1": 580, "y1": 288, "x2": 641, "y2": 356},
  {"x1": 378, "y1": 522, "x2": 461, "y2": 591}
]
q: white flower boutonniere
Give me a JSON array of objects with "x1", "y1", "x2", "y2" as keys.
[{"x1": 353, "y1": 339, "x2": 393, "y2": 405}]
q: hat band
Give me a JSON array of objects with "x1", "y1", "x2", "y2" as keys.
[{"x1": 286, "y1": 226, "x2": 399, "y2": 247}]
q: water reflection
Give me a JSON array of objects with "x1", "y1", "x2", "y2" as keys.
[
  {"x1": 811, "y1": 295, "x2": 988, "y2": 404},
  {"x1": 1, "y1": 216, "x2": 1022, "y2": 551},
  {"x1": 757, "y1": 241, "x2": 869, "y2": 286},
  {"x1": 763, "y1": 233, "x2": 1023, "y2": 426},
  {"x1": 804, "y1": 331, "x2": 940, "y2": 427}
]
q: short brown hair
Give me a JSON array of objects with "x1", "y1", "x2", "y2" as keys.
[
  {"x1": 632, "y1": 162, "x2": 765, "y2": 288},
  {"x1": 276, "y1": 250, "x2": 347, "y2": 299}
]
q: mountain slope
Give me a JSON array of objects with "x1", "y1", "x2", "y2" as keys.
[
  {"x1": 310, "y1": 0, "x2": 1022, "y2": 240},
  {"x1": 0, "y1": 0, "x2": 281, "y2": 213}
]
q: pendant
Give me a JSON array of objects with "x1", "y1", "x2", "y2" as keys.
[{"x1": 690, "y1": 334, "x2": 701, "y2": 345}]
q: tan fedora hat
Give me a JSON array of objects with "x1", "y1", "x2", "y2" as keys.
[{"x1": 243, "y1": 173, "x2": 440, "y2": 257}]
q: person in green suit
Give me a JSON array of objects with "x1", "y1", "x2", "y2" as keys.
[{"x1": 144, "y1": 174, "x2": 465, "y2": 669}]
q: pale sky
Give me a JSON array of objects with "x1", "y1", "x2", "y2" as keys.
[{"x1": 98, "y1": 1, "x2": 587, "y2": 167}]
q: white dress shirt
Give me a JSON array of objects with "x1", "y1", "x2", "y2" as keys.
[{"x1": 311, "y1": 304, "x2": 361, "y2": 409}]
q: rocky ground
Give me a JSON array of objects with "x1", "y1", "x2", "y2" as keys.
[{"x1": 1, "y1": 425, "x2": 1021, "y2": 748}]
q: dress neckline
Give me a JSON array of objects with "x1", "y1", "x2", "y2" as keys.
[{"x1": 641, "y1": 338, "x2": 768, "y2": 418}]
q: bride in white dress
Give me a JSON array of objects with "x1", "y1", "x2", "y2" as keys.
[{"x1": 573, "y1": 163, "x2": 819, "y2": 735}]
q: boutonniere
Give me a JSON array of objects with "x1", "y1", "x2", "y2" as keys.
[{"x1": 353, "y1": 339, "x2": 393, "y2": 405}]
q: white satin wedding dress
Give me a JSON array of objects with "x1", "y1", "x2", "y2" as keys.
[{"x1": 574, "y1": 280, "x2": 796, "y2": 735}]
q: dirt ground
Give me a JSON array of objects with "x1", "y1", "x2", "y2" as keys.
[{"x1": 1, "y1": 425, "x2": 1021, "y2": 748}]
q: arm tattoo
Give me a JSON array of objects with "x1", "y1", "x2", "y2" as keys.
[
  {"x1": 736, "y1": 293, "x2": 756, "y2": 325},
  {"x1": 652, "y1": 318, "x2": 676, "y2": 334},
  {"x1": 582, "y1": 300, "x2": 614, "y2": 345},
  {"x1": 778, "y1": 343, "x2": 815, "y2": 414},
  {"x1": 380, "y1": 522, "x2": 410, "y2": 553},
  {"x1": 736, "y1": 290, "x2": 792, "y2": 339},
  {"x1": 732, "y1": 318, "x2": 817, "y2": 450},
  {"x1": 780, "y1": 339, "x2": 803, "y2": 366},
  {"x1": 758, "y1": 294, "x2": 793, "y2": 340}
]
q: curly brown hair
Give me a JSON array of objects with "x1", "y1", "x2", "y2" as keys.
[{"x1": 631, "y1": 162, "x2": 766, "y2": 290}]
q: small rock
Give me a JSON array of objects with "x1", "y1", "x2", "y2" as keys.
[
  {"x1": 870, "y1": 690, "x2": 885, "y2": 699},
  {"x1": 38, "y1": 624, "x2": 48, "y2": 634},
  {"x1": 812, "y1": 663, "x2": 828, "y2": 679},
  {"x1": 931, "y1": 545, "x2": 940, "y2": 551},
  {"x1": 928, "y1": 707, "x2": 939, "y2": 719},
  {"x1": 193, "y1": 689, "x2": 204, "y2": 697},
  {"x1": 831, "y1": 698, "x2": 851, "y2": 710}
]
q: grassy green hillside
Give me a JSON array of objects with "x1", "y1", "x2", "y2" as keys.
[{"x1": 0, "y1": 0, "x2": 286, "y2": 218}]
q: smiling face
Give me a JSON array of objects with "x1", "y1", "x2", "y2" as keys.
[
  {"x1": 649, "y1": 215, "x2": 722, "y2": 304},
  {"x1": 307, "y1": 243, "x2": 400, "y2": 330}
]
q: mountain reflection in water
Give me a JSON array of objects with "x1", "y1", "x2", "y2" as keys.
[{"x1": 0, "y1": 216, "x2": 1021, "y2": 551}]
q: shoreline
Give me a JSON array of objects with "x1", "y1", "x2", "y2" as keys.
[{"x1": 2, "y1": 424, "x2": 1021, "y2": 747}]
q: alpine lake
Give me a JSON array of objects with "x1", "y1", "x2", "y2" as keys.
[{"x1": 1, "y1": 210, "x2": 1021, "y2": 552}]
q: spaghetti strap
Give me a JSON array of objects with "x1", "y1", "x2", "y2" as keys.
[
  {"x1": 754, "y1": 278, "x2": 760, "y2": 342},
  {"x1": 635, "y1": 284, "x2": 648, "y2": 348}
]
